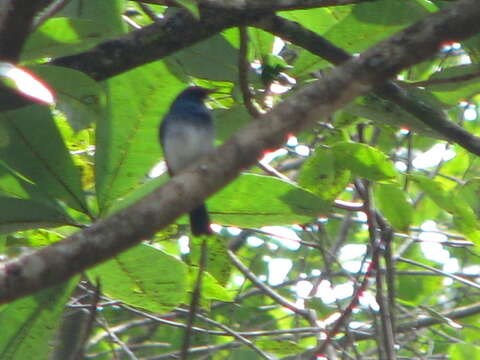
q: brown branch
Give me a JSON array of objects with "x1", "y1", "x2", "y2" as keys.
[
  {"x1": 51, "y1": 0, "x2": 369, "y2": 80},
  {"x1": 238, "y1": 26, "x2": 261, "y2": 118},
  {"x1": 52, "y1": 9, "x2": 265, "y2": 80},
  {"x1": 255, "y1": 15, "x2": 480, "y2": 156},
  {"x1": 397, "y1": 257, "x2": 480, "y2": 290},
  {"x1": 34, "y1": 0, "x2": 73, "y2": 29},
  {"x1": 0, "y1": 0, "x2": 480, "y2": 304},
  {"x1": 227, "y1": 250, "x2": 314, "y2": 321},
  {"x1": 131, "y1": 0, "x2": 374, "y2": 11},
  {"x1": 339, "y1": 302, "x2": 480, "y2": 345},
  {"x1": 180, "y1": 239, "x2": 207, "y2": 360},
  {"x1": 402, "y1": 70, "x2": 480, "y2": 88}
]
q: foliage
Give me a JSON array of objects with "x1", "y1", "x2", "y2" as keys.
[{"x1": 0, "y1": 0, "x2": 479, "y2": 359}]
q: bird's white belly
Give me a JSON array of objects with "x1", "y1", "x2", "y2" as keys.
[{"x1": 163, "y1": 123, "x2": 214, "y2": 174}]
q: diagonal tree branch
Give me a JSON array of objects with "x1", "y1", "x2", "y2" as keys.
[
  {"x1": 1, "y1": 0, "x2": 479, "y2": 305},
  {"x1": 50, "y1": 0, "x2": 368, "y2": 80},
  {"x1": 131, "y1": 0, "x2": 373, "y2": 11},
  {"x1": 256, "y1": 14, "x2": 480, "y2": 156}
]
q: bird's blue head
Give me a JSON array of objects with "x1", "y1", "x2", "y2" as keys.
[{"x1": 172, "y1": 86, "x2": 213, "y2": 105}]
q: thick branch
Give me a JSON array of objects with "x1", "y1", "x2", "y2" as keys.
[
  {"x1": 1, "y1": 0, "x2": 480, "y2": 304},
  {"x1": 256, "y1": 15, "x2": 480, "y2": 156},
  {"x1": 51, "y1": 0, "x2": 368, "y2": 80},
  {"x1": 52, "y1": 8, "x2": 259, "y2": 80},
  {"x1": 133, "y1": 0, "x2": 373, "y2": 11}
]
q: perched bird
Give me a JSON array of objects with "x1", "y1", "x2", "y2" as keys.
[{"x1": 159, "y1": 86, "x2": 215, "y2": 236}]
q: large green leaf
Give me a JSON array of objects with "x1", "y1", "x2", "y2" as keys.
[
  {"x1": 21, "y1": 18, "x2": 118, "y2": 61},
  {"x1": 0, "y1": 278, "x2": 78, "y2": 360},
  {"x1": 165, "y1": 34, "x2": 241, "y2": 82},
  {"x1": 374, "y1": 183, "x2": 414, "y2": 231},
  {"x1": 213, "y1": 105, "x2": 252, "y2": 142},
  {"x1": 298, "y1": 147, "x2": 351, "y2": 202},
  {"x1": 427, "y1": 64, "x2": 480, "y2": 107},
  {"x1": 109, "y1": 173, "x2": 330, "y2": 228},
  {"x1": 59, "y1": 0, "x2": 126, "y2": 34},
  {"x1": 209, "y1": 173, "x2": 331, "y2": 227},
  {"x1": 450, "y1": 344, "x2": 480, "y2": 360},
  {"x1": 88, "y1": 244, "x2": 188, "y2": 313},
  {"x1": 344, "y1": 93, "x2": 446, "y2": 138},
  {"x1": 0, "y1": 106, "x2": 88, "y2": 214},
  {"x1": 289, "y1": 0, "x2": 429, "y2": 77},
  {"x1": 95, "y1": 62, "x2": 184, "y2": 215},
  {"x1": 411, "y1": 175, "x2": 480, "y2": 243},
  {"x1": 0, "y1": 197, "x2": 73, "y2": 234},
  {"x1": 190, "y1": 237, "x2": 231, "y2": 286},
  {"x1": 29, "y1": 65, "x2": 106, "y2": 131},
  {"x1": 188, "y1": 267, "x2": 234, "y2": 302},
  {"x1": 0, "y1": 164, "x2": 74, "y2": 233},
  {"x1": 255, "y1": 339, "x2": 306, "y2": 357},
  {"x1": 331, "y1": 142, "x2": 397, "y2": 181}
]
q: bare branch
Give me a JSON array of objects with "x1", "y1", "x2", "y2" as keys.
[{"x1": 131, "y1": 0, "x2": 375, "y2": 11}]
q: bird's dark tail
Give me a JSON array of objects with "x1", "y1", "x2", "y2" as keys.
[{"x1": 189, "y1": 204, "x2": 211, "y2": 236}]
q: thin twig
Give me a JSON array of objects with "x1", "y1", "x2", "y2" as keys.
[
  {"x1": 175, "y1": 308, "x2": 274, "y2": 360},
  {"x1": 360, "y1": 180, "x2": 396, "y2": 360},
  {"x1": 238, "y1": 26, "x2": 261, "y2": 118},
  {"x1": 96, "y1": 317, "x2": 139, "y2": 360},
  {"x1": 139, "y1": 2, "x2": 161, "y2": 22},
  {"x1": 227, "y1": 250, "x2": 313, "y2": 321},
  {"x1": 33, "y1": 0, "x2": 72, "y2": 28},
  {"x1": 180, "y1": 239, "x2": 208, "y2": 359},
  {"x1": 397, "y1": 257, "x2": 480, "y2": 290},
  {"x1": 401, "y1": 70, "x2": 480, "y2": 88}
]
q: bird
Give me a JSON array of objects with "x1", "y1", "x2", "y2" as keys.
[{"x1": 159, "y1": 86, "x2": 215, "y2": 236}]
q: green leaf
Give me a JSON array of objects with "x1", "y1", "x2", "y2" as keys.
[
  {"x1": 450, "y1": 344, "x2": 480, "y2": 360},
  {"x1": 165, "y1": 35, "x2": 240, "y2": 82},
  {"x1": 190, "y1": 237, "x2": 231, "y2": 285},
  {"x1": 249, "y1": 28, "x2": 275, "y2": 60},
  {"x1": 0, "y1": 105, "x2": 88, "y2": 214},
  {"x1": 427, "y1": 64, "x2": 480, "y2": 107},
  {"x1": 88, "y1": 244, "x2": 188, "y2": 313},
  {"x1": 255, "y1": 339, "x2": 305, "y2": 356},
  {"x1": 22, "y1": 18, "x2": 118, "y2": 61},
  {"x1": 58, "y1": 0, "x2": 126, "y2": 34},
  {"x1": 0, "y1": 197, "x2": 73, "y2": 234},
  {"x1": 298, "y1": 147, "x2": 350, "y2": 201},
  {"x1": 29, "y1": 65, "x2": 106, "y2": 131},
  {"x1": 290, "y1": 0, "x2": 429, "y2": 77},
  {"x1": 110, "y1": 173, "x2": 331, "y2": 228},
  {"x1": 411, "y1": 175, "x2": 480, "y2": 243},
  {"x1": 95, "y1": 61, "x2": 184, "y2": 215},
  {"x1": 213, "y1": 105, "x2": 253, "y2": 142},
  {"x1": 189, "y1": 267, "x2": 234, "y2": 302},
  {"x1": 457, "y1": 178, "x2": 480, "y2": 216},
  {"x1": 331, "y1": 142, "x2": 397, "y2": 181},
  {"x1": 209, "y1": 174, "x2": 331, "y2": 227},
  {"x1": 0, "y1": 278, "x2": 78, "y2": 360},
  {"x1": 344, "y1": 93, "x2": 445, "y2": 138},
  {"x1": 396, "y1": 247, "x2": 443, "y2": 304},
  {"x1": 374, "y1": 183, "x2": 413, "y2": 231}
]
